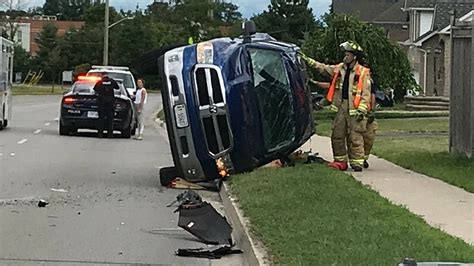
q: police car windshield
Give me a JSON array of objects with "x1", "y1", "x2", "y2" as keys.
[
  {"x1": 73, "y1": 82, "x2": 126, "y2": 96},
  {"x1": 88, "y1": 72, "x2": 134, "y2": 89}
]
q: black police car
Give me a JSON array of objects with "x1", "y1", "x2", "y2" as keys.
[{"x1": 59, "y1": 76, "x2": 137, "y2": 138}]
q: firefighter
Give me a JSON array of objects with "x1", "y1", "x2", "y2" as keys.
[
  {"x1": 93, "y1": 73, "x2": 118, "y2": 138},
  {"x1": 361, "y1": 69, "x2": 378, "y2": 168},
  {"x1": 311, "y1": 74, "x2": 378, "y2": 169},
  {"x1": 301, "y1": 41, "x2": 372, "y2": 171}
]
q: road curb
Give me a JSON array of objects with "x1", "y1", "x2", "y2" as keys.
[
  {"x1": 154, "y1": 107, "x2": 269, "y2": 264},
  {"x1": 220, "y1": 181, "x2": 270, "y2": 266}
]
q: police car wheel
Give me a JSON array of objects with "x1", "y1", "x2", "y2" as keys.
[
  {"x1": 3, "y1": 119, "x2": 7, "y2": 128},
  {"x1": 59, "y1": 122, "x2": 69, "y2": 135},
  {"x1": 121, "y1": 125, "x2": 132, "y2": 138}
]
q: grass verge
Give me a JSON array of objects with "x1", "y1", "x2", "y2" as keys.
[
  {"x1": 372, "y1": 136, "x2": 474, "y2": 193},
  {"x1": 12, "y1": 85, "x2": 67, "y2": 95},
  {"x1": 230, "y1": 165, "x2": 474, "y2": 265},
  {"x1": 315, "y1": 117, "x2": 473, "y2": 192},
  {"x1": 316, "y1": 117, "x2": 449, "y2": 137}
]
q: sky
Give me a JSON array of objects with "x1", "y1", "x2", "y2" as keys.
[{"x1": 26, "y1": 0, "x2": 332, "y2": 19}]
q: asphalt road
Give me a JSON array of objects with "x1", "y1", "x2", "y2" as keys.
[{"x1": 0, "y1": 94, "x2": 242, "y2": 265}]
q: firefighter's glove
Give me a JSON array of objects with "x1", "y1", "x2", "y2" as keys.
[
  {"x1": 298, "y1": 52, "x2": 317, "y2": 68},
  {"x1": 367, "y1": 112, "x2": 375, "y2": 124},
  {"x1": 354, "y1": 110, "x2": 365, "y2": 122}
]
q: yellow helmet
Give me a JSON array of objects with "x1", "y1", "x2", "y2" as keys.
[{"x1": 340, "y1": 41, "x2": 364, "y2": 55}]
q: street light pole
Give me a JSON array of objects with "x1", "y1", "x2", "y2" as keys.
[{"x1": 103, "y1": 0, "x2": 110, "y2": 66}]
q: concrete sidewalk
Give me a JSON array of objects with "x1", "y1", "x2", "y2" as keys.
[{"x1": 301, "y1": 135, "x2": 474, "y2": 245}]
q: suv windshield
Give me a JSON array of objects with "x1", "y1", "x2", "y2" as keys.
[
  {"x1": 87, "y1": 72, "x2": 134, "y2": 89},
  {"x1": 248, "y1": 48, "x2": 295, "y2": 152}
]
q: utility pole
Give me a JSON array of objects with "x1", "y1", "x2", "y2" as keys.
[{"x1": 103, "y1": 0, "x2": 109, "y2": 65}]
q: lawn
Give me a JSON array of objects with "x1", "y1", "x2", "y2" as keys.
[
  {"x1": 372, "y1": 136, "x2": 474, "y2": 193},
  {"x1": 231, "y1": 164, "x2": 474, "y2": 265},
  {"x1": 12, "y1": 85, "x2": 67, "y2": 95},
  {"x1": 315, "y1": 117, "x2": 474, "y2": 192},
  {"x1": 316, "y1": 117, "x2": 449, "y2": 137}
]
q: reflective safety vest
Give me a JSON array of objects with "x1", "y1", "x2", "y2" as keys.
[{"x1": 327, "y1": 64, "x2": 369, "y2": 109}]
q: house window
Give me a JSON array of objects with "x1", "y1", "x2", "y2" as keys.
[
  {"x1": 17, "y1": 30, "x2": 22, "y2": 43},
  {"x1": 412, "y1": 10, "x2": 434, "y2": 40}
]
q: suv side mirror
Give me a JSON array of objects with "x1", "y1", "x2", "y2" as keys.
[{"x1": 242, "y1": 21, "x2": 256, "y2": 43}]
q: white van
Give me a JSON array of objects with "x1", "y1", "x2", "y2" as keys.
[
  {"x1": 86, "y1": 65, "x2": 137, "y2": 96},
  {"x1": 0, "y1": 38, "x2": 14, "y2": 130}
]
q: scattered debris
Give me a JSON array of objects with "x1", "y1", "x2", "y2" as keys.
[
  {"x1": 268, "y1": 150, "x2": 328, "y2": 168},
  {"x1": 168, "y1": 178, "x2": 206, "y2": 190},
  {"x1": 167, "y1": 190, "x2": 202, "y2": 208},
  {"x1": 38, "y1": 200, "x2": 49, "y2": 208},
  {"x1": 178, "y1": 202, "x2": 233, "y2": 245},
  {"x1": 47, "y1": 215, "x2": 59, "y2": 219},
  {"x1": 49, "y1": 224, "x2": 56, "y2": 227},
  {"x1": 118, "y1": 251, "x2": 123, "y2": 255},
  {"x1": 120, "y1": 222, "x2": 125, "y2": 225},
  {"x1": 169, "y1": 190, "x2": 241, "y2": 259},
  {"x1": 11, "y1": 210, "x2": 19, "y2": 213},
  {"x1": 111, "y1": 172, "x2": 116, "y2": 174},
  {"x1": 77, "y1": 211, "x2": 81, "y2": 215},
  {"x1": 170, "y1": 191, "x2": 232, "y2": 245},
  {"x1": 176, "y1": 245, "x2": 243, "y2": 259},
  {"x1": 195, "y1": 179, "x2": 221, "y2": 192},
  {"x1": 51, "y1": 188, "x2": 68, "y2": 193}
]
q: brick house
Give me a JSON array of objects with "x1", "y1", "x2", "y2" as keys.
[
  {"x1": 401, "y1": 0, "x2": 474, "y2": 97},
  {"x1": 10, "y1": 15, "x2": 84, "y2": 55}
]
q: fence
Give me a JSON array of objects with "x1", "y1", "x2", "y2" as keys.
[{"x1": 449, "y1": 18, "x2": 474, "y2": 158}]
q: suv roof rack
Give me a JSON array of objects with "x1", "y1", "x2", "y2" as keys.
[{"x1": 91, "y1": 65, "x2": 130, "y2": 71}]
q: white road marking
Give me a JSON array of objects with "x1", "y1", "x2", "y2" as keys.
[
  {"x1": 45, "y1": 123, "x2": 51, "y2": 126},
  {"x1": 10, "y1": 153, "x2": 15, "y2": 156},
  {"x1": 34, "y1": 129, "x2": 42, "y2": 134},
  {"x1": 17, "y1": 139, "x2": 28, "y2": 145}
]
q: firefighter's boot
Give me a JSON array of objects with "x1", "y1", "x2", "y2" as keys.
[{"x1": 328, "y1": 161, "x2": 348, "y2": 171}]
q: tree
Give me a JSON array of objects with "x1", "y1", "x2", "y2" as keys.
[
  {"x1": 252, "y1": 0, "x2": 316, "y2": 45},
  {"x1": 13, "y1": 45, "x2": 31, "y2": 78},
  {"x1": 0, "y1": 0, "x2": 29, "y2": 41},
  {"x1": 43, "y1": 0, "x2": 93, "y2": 20},
  {"x1": 302, "y1": 14, "x2": 418, "y2": 101},
  {"x1": 58, "y1": 26, "x2": 103, "y2": 69},
  {"x1": 215, "y1": 2, "x2": 242, "y2": 25},
  {"x1": 34, "y1": 23, "x2": 63, "y2": 83}
]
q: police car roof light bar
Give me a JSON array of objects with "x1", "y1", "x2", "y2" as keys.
[{"x1": 91, "y1": 65, "x2": 130, "y2": 71}]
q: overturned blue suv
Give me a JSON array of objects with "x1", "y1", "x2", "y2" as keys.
[{"x1": 159, "y1": 28, "x2": 314, "y2": 183}]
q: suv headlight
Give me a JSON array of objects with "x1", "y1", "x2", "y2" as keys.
[{"x1": 197, "y1": 42, "x2": 213, "y2": 64}]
